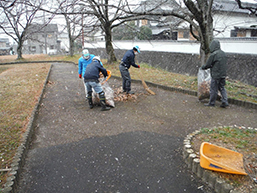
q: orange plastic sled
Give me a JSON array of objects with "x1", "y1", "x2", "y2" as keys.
[{"x1": 200, "y1": 142, "x2": 247, "y2": 175}]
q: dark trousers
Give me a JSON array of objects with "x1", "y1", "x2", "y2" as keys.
[
  {"x1": 119, "y1": 64, "x2": 131, "y2": 92},
  {"x1": 209, "y1": 78, "x2": 228, "y2": 105}
]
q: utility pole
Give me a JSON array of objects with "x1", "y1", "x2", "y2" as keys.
[
  {"x1": 43, "y1": 11, "x2": 47, "y2": 54},
  {"x1": 82, "y1": 14, "x2": 84, "y2": 48}
]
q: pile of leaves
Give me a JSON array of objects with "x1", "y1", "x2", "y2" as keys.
[
  {"x1": 113, "y1": 87, "x2": 148, "y2": 102},
  {"x1": 198, "y1": 80, "x2": 211, "y2": 100}
]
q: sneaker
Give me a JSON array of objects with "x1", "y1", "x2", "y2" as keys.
[
  {"x1": 220, "y1": 103, "x2": 229, "y2": 108},
  {"x1": 204, "y1": 103, "x2": 215, "y2": 107},
  {"x1": 101, "y1": 106, "x2": 111, "y2": 111},
  {"x1": 127, "y1": 91, "x2": 135, "y2": 94}
]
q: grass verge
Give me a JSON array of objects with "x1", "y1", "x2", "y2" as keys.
[{"x1": 0, "y1": 61, "x2": 51, "y2": 188}]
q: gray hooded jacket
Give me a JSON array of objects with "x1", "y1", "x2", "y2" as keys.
[{"x1": 202, "y1": 40, "x2": 227, "y2": 79}]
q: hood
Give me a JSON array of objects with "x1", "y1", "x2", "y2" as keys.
[
  {"x1": 209, "y1": 40, "x2": 220, "y2": 53},
  {"x1": 93, "y1": 56, "x2": 101, "y2": 62}
]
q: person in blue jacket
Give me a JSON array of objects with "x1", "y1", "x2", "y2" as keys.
[
  {"x1": 84, "y1": 56, "x2": 110, "y2": 111},
  {"x1": 119, "y1": 46, "x2": 141, "y2": 94},
  {"x1": 78, "y1": 49, "x2": 95, "y2": 98}
]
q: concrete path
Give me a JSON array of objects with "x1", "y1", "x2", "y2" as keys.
[{"x1": 17, "y1": 63, "x2": 257, "y2": 193}]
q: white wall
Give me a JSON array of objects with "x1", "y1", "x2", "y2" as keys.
[{"x1": 84, "y1": 40, "x2": 257, "y2": 55}]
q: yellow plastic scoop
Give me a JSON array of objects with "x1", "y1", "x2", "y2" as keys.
[{"x1": 200, "y1": 142, "x2": 247, "y2": 175}]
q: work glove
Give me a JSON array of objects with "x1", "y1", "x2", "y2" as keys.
[
  {"x1": 138, "y1": 65, "x2": 140, "y2": 68},
  {"x1": 79, "y1": 74, "x2": 82, "y2": 79}
]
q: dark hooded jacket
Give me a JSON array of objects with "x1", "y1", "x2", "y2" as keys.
[
  {"x1": 201, "y1": 40, "x2": 227, "y2": 79},
  {"x1": 84, "y1": 58, "x2": 108, "y2": 82}
]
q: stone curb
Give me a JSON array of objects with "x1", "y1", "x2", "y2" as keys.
[
  {"x1": 139, "y1": 80, "x2": 257, "y2": 109},
  {"x1": 183, "y1": 126, "x2": 257, "y2": 193},
  {"x1": 0, "y1": 61, "x2": 256, "y2": 192},
  {"x1": 110, "y1": 75, "x2": 257, "y2": 110}
]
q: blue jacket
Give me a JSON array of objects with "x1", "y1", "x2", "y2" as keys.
[
  {"x1": 84, "y1": 59, "x2": 108, "y2": 81},
  {"x1": 121, "y1": 50, "x2": 140, "y2": 69},
  {"x1": 78, "y1": 54, "x2": 95, "y2": 77}
]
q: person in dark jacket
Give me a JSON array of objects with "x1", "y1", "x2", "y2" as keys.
[
  {"x1": 84, "y1": 56, "x2": 110, "y2": 111},
  {"x1": 201, "y1": 39, "x2": 229, "y2": 108},
  {"x1": 119, "y1": 46, "x2": 141, "y2": 94}
]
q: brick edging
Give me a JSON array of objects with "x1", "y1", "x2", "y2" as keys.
[{"x1": 183, "y1": 126, "x2": 257, "y2": 193}]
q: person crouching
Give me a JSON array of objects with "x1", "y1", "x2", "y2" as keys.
[{"x1": 84, "y1": 56, "x2": 110, "y2": 111}]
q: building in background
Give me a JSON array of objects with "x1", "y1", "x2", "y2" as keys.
[
  {"x1": 0, "y1": 38, "x2": 11, "y2": 55},
  {"x1": 134, "y1": 0, "x2": 257, "y2": 40},
  {"x1": 133, "y1": 0, "x2": 181, "y2": 40},
  {"x1": 24, "y1": 24, "x2": 60, "y2": 55},
  {"x1": 177, "y1": 0, "x2": 257, "y2": 40}
]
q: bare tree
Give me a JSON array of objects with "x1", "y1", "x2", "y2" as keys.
[
  {"x1": 128, "y1": 0, "x2": 214, "y2": 64},
  {"x1": 234, "y1": 0, "x2": 257, "y2": 16},
  {"x1": 0, "y1": 0, "x2": 53, "y2": 59},
  {"x1": 79, "y1": 0, "x2": 142, "y2": 63},
  {"x1": 55, "y1": 0, "x2": 98, "y2": 56},
  {"x1": 41, "y1": 0, "x2": 143, "y2": 62}
]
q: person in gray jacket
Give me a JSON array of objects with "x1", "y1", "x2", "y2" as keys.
[{"x1": 201, "y1": 39, "x2": 229, "y2": 108}]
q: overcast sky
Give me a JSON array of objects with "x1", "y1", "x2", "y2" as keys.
[{"x1": 2, "y1": 0, "x2": 257, "y2": 43}]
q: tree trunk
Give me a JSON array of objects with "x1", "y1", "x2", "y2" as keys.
[
  {"x1": 105, "y1": 25, "x2": 117, "y2": 63},
  {"x1": 64, "y1": 14, "x2": 74, "y2": 57},
  {"x1": 16, "y1": 40, "x2": 23, "y2": 60},
  {"x1": 69, "y1": 38, "x2": 74, "y2": 56},
  {"x1": 199, "y1": 4, "x2": 214, "y2": 66}
]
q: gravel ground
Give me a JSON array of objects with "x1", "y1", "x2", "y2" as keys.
[{"x1": 17, "y1": 63, "x2": 257, "y2": 193}]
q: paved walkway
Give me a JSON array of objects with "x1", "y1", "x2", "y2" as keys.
[{"x1": 17, "y1": 63, "x2": 257, "y2": 193}]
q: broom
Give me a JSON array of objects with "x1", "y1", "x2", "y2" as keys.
[{"x1": 136, "y1": 56, "x2": 155, "y2": 95}]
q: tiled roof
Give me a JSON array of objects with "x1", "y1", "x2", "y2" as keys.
[{"x1": 213, "y1": 0, "x2": 254, "y2": 14}]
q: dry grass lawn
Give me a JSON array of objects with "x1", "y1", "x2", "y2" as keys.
[{"x1": 0, "y1": 56, "x2": 51, "y2": 188}]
